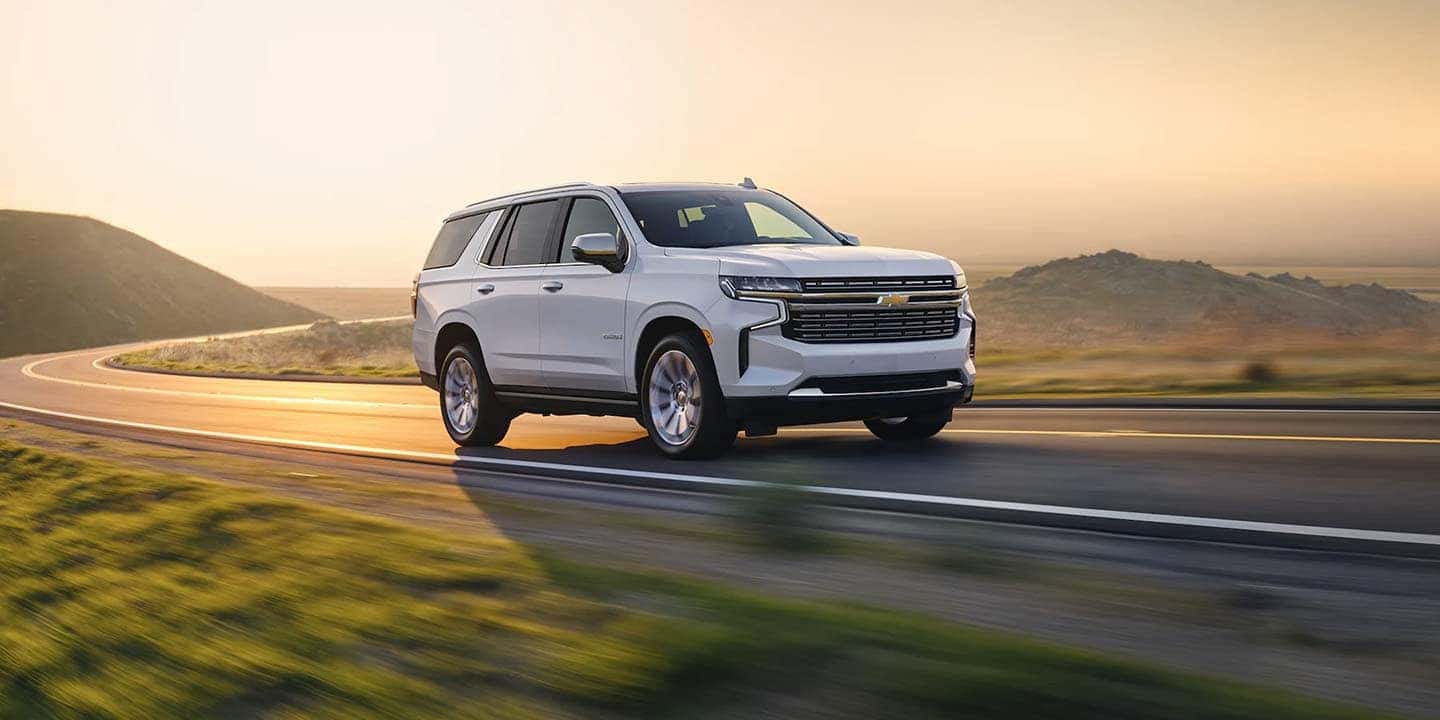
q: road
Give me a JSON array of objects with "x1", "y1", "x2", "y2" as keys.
[{"x1": 3, "y1": 340, "x2": 1439, "y2": 553}]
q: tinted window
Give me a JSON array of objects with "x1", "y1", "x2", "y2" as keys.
[
  {"x1": 500, "y1": 200, "x2": 561, "y2": 266},
  {"x1": 423, "y1": 212, "x2": 489, "y2": 269},
  {"x1": 559, "y1": 197, "x2": 625, "y2": 262},
  {"x1": 482, "y1": 209, "x2": 512, "y2": 265},
  {"x1": 619, "y1": 189, "x2": 839, "y2": 249}
]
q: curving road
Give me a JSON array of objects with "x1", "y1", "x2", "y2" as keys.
[{"x1": 3, "y1": 337, "x2": 1439, "y2": 554}]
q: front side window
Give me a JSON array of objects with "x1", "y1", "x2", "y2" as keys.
[
  {"x1": 499, "y1": 200, "x2": 561, "y2": 266},
  {"x1": 559, "y1": 197, "x2": 625, "y2": 262},
  {"x1": 619, "y1": 189, "x2": 839, "y2": 249},
  {"x1": 424, "y1": 212, "x2": 489, "y2": 269}
]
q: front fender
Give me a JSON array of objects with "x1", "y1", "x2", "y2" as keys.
[{"x1": 627, "y1": 301, "x2": 714, "y2": 394}]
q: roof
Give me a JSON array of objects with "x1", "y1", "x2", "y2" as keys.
[{"x1": 446, "y1": 180, "x2": 765, "y2": 221}]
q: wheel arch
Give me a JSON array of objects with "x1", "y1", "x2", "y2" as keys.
[
  {"x1": 433, "y1": 318, "x2": 482, "y2": 379},
  {"x1": 632, "y1": 312, "x2": 711, "y2": 394}
]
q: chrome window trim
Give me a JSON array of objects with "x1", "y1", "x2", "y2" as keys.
[
  {"x1": 472, "y1": 191, "x2": 634, "y2": 271},
  {"x1": 470, "y1": 208, "x2": 508, "y2": 266}
]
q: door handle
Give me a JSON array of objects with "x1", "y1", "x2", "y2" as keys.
[
  {"x1": 541, "y1": 280, "x2": 564, "y2": 292},
  {"x1": 476, "y1": 283, "x2": 495, "y2": 295}
]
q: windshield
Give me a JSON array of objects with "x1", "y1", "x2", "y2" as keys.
[{"x1": 619, "y1": 188, "x2": 840, "y2": 249}]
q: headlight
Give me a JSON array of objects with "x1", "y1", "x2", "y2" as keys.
[
  {"x1": 949, "y1": 262, "x2": 967, "y2": 291},
  {"x1": 719, "y1": 276, "x2": 802, "y2": 298}
]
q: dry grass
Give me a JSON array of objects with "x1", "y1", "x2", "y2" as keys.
[
  {"x1": 114, "y1": 319, "x2": 417, "y2": 379},
  {"x1": 113, "y1": 319, "x2": 1440, "y2": 396},
  {"x1": 980, "y1": 334, "x2": 1440, "y2": 398}
]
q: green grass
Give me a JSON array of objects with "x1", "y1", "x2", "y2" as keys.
[
  {"x1": 0, "y1": 441, "x2": 1384, "y2": 718},
  {"x1": 113, "y1": 319, "x2": 418, "y2": 379}
]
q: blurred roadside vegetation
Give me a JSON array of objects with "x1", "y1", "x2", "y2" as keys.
[
  {"x1": 979, "y1": 337, "x2": 1440, "y2": 398},
  {"x1": 0, "y1": 440, "x2": 1382, "y2": 719}
]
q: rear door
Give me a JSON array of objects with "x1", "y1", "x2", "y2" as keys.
[
  {"x1": 468, "y1": 199, "x2": 562, "y2": 388},
  {"x1": 539, "y1": 195, "x2": 633, "y2": 393}
]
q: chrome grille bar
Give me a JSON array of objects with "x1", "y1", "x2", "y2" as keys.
[{"x1": 780, "y1": 276, "x2": 963, "y2": 344}]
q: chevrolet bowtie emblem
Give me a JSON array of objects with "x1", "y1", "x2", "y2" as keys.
[{"x1": 878, "y1": 294, "x2": 910, "y2": 306}]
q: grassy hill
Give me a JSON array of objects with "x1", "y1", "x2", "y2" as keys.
[
  {"x1": 977, "y1": 250, "x2": 1440, "y2": 347},
  {"x1": 0, "y1": 210, "x2": 322, "y2": 357}
]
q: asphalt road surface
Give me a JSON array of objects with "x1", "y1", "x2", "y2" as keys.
[{"x1": 3, "y1": 340, "x2": 1439, "y2": 552}]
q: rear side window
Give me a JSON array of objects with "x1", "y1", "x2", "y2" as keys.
[
  {"x1": 423, "y1": 212, "x2": 489, "y2": 269},
  {"x1": 498, "y1": 200, "x2": 561, "y2": 266},
  {"x1": 559, "y1": 198, "x2": 625, "y2": 262}
]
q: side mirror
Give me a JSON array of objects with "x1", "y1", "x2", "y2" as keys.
[
  {"x1": 571, "y1": 232, "x2": 624, "y2": 272},
  {"x1": 838, "y1": 232, "x2": 861, "y2": 246}
]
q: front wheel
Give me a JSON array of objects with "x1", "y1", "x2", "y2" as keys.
[
  {"x1": 863, "y1": 411, "x2": 950, "y2": 442},
  {"x1": 640, "y1": 333, "x2": 736, "y2": 459}
]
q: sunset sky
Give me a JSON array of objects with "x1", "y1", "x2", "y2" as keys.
[{"x1": 2, "y1": 0, "x2": 1437, "y2": 285}]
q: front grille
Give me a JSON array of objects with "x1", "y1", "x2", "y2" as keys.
[
  {"x1": 800, "y1": 276, "x2": 956, "y2": 293},
  {"x1": 782, "y1": 275, "x2": 962, "y2": 344},
  {"x1": 785, "y1": 306, "x2": 960, "y2": 343},
  {"x1": 797, "y1": 371, "x2": 959, "y2": 394}
]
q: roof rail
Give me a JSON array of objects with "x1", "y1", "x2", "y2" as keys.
[{"x1": 466, "y1": 182, "x2": 594, "y2": 208}]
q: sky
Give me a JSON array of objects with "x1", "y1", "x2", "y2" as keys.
[{"x1": 2, "y1": 0, "x2": 1437, "y2": 286}]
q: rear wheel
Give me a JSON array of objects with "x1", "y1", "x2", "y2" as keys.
[
  {"x1": 439, "y1": 342, "x2": 513, "y2": 447},
  {"x1": 863, "y1": 411, "x2": 950, "y2": 442},
  {"x1": 640, "y1": 333, "x2": 736, "y2": 459}
]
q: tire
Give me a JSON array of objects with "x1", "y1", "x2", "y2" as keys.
[
  {"x1": 863, "y1": 411, "x2": 950, "y2": 442},
  {"x1": 438, "y1": 341, "x2": 513, "y2": 447},
  {"x1": 640, "y1": 333, "x2": 736, "y2": 459}
]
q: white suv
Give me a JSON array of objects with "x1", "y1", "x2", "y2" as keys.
[{"x1": 411, "y1": 180, "x2": 976, "y2": 459}]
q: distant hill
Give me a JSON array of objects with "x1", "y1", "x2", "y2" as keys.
[
  {"x1": 977, "y1": 250, "x2": 1440, "y2": 346},
  {"x1": 0, "y1": 210, "x2": 323, "y2": 357}
]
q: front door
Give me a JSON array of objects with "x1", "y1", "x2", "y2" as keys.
[{"x1": 539, "y1": 196, "x2": 632, "y2": 394}]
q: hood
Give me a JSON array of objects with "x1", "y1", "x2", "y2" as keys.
[{"x1": 666, "y1": 244, "x2": 957, "y2": 279}]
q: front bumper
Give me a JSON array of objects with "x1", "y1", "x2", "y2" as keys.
[{"x1": 726, "y1": 376, "x2": 973, "y2": 428}]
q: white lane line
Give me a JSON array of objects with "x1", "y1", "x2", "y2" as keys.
[
  {"x1": 784, "y1": 427, "x2": 1440, "y2": 445},
  {"x1": 20, "y1": 353, "x2": 428, "y2": 410},
  {"x1": 3, "y1": 398, "x2": 1438, "y2": 548},
  {"x1": 968, "y1": 406, "x2": 1439, "y2": 415}
]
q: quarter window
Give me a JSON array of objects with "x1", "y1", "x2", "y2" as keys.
[{"x1": 423, "y1": 212, "x2": 489, "y2": 269}]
